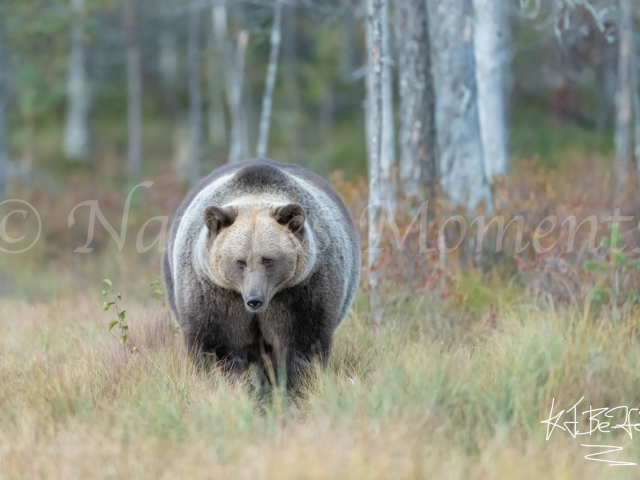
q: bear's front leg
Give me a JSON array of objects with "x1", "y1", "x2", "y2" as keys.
[
  {"x1": 185, "y1": 331, "x2": 246, "y2": 377},
  {"x1": 283, "y1": 338, "x2": 332, "y2": 392},
  {"x1": 258, "y1": 300, "x2": 335, "y2": 392},
  {"x1": 246, "y1": 335, "x2": 330, "y2": 392}
]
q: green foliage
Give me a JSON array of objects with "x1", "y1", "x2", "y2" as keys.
[
  {"x1": 510, "y1": 106, "x2": 612, "y2": 170},
  {"x1": 150, "y1": 276, "x2": 163, "y2": 301},
  {"x1": 101, "y1": 278, "x2": 129, "y2": 347},
  {"x1": 582, "y1": 222, "x2": 640, "y2": 309}
]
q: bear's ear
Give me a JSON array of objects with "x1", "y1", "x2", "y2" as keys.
[
  {"x1": 274, "y1": 203, "x2": 305, "y2": 234},
  {"x1": 204, "y1": 206, "x2": 237, "y2": 233}
]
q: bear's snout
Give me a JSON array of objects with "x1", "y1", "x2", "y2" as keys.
[
  {"x1": 245, "y1": 295, "x2": 264, "y2": 311},
  {"x1": 243, "y1": 269, "x2": 269, "y2": 312}
]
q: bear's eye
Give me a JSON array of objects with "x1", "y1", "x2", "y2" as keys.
[
  {"x1": 263, "y1": 258, "x2": 273, "y2": 267},
  {"x1": 237, "y1": 260, "x2": 246, "y2": 269}
]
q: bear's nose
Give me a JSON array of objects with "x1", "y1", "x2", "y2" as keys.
[{"x1": 246, "y1": 296, "x2": 264, "y2": 310}]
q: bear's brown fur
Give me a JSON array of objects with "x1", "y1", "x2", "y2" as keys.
[{"x1": 163, "y1": 159, "x2": 360, "y2": 388}]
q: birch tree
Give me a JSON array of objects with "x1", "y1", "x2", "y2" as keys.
[
  {"x1": 159, "y1": 31, "x2": 178, "y2": 118},
  {"x1": 616, "y1": 0, "x2": 633, "y2": 189},
  {"x1": 0, "y1": 29, "x2": 6, "y2": 196},
  {"x1": 206, "y1": 9, "x2": 226, "y2": 146},
  {"x1": 256, "y1": 0, "x2": 283, "y2": 159},
  {"x1": 427, "y1": 0, "x2": 492, "y2": 213},
  {"x1": 366, "y1": 0, "x2": 396, "y2": 211},
  {"x1": 124, "y1": 0, "x2": 142, "y2": 179},
  {"x1": 63, "y1": 0, "x2": 91, "y2": 161},
  {"x1": 340, "y1": 0, "x2": 357, "y2": 81},
  {"x1": 213, "y1": 5, "x2": 249, "y2": 163},
  {"x1": 473, "y1": 0, "x2": 508, "y2": 179},
  {"x1": 319, "y1": 80, "x2": 335, "y2": 161},
  {"x1": 629, "y1": 5, "x2": 640, "y2": 179},
  {"x1": 394, "y1": 0, "x2": 437, "y2": 199},
  {"x1": 188, "y1": 7, "x2": 202, "y2": 185},
  {"x1": 366, "y1": 0, "x2": 384, "y2": 325},
  {"x1": 227, "y1": 30, "x2": 249, "y2": 163},
  {"x1": 282, "y1": 4, "x2": 303, "y2": 160}
]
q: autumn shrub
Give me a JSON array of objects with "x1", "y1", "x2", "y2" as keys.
[
  {"x1": 333, "y1": 153, "x2": 640, "y2": 313},
  {"x1": 4, "y1": 154, "x2": 640, "y2": 313}
]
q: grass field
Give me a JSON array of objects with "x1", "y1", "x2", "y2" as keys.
[{"x1": 2, "y1": 288, "x2": 640, "y2": 479}]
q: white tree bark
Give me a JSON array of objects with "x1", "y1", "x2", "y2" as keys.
[
  {"x1": 207, "y1": 9, "x2": 226, "y2": 146},
  {"x1": 394, "y1": 0, "x2": 437, "y2": 199},
  {"x1": 615, "y1": 0, "x2": 633, "y2": 190},
  {"x1": 366, "y1": 0, "x2": 384, "y2": 326},
  {"x1": 63, "y1": 0, "x2": 91, "y2": 161},
  {"x1": 214, "y1": 5, "x2": 249, "y2": 164},
  {"x1": 427, "y1": 0, "x2": 492, "y2": 213},
  {"x1": 159, "y1": 31, "x2": 178, "y2": 89},
  {"x1": 124, "y1": 0, "x2": 142, "y2": 179},
  {"x1": 256, "y1": 0, "x2": 283, "y2": 159},
  {"x1": 227, "y1": 30, "x2": 249, "y2": 163},
  {"x1": 366, "y1": 0, "x2": 396, "y2": 212},
  {"x1": 597, "y1": 38, "x2": 617, "y2": 135},
  {"x1": 282, "y1": 4, "x2": 303, "y2": 160},
  {"x1": 629, "y1": 3, "x2": 640, "y2": 177},
  {"x1": 473, "y1": 0, "x2": 508, "y2": 179},
  {"x1": 340, "y1": 0, "x2": 357, "y2": 81},
  {"x1": 319, "y1": 80, "x2": 335, "y2": 161},
  {"x1": 188, "y1": 7, "x2": 202, "y2": 186},
  {"x1": 0, "y1": 29, "x2": 7, "y2": 196},
  {"x1": 159, "y1": 30, "x2": 178, "y2": 116}
]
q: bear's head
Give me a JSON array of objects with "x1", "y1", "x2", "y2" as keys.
[{"x1": 202, "y1": 202, "x2": 315, "y2": 313}]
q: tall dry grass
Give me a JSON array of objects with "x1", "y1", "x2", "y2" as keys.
[
  {"x1": 3, "y1": 156, "x2": 640, "y2": 477},
  {"x1": 2, "y1": 291, "x2": 640, "y2": 479}
]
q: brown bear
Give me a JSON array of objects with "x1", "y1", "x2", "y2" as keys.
[{"x1": 162, "y1": 158, "x2": 360, "y2": 389}]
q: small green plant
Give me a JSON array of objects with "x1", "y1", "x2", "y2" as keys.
[
  {"x1": 150, "y1": 276, "x2": 163, "y2": 301},
  {"x1": 101, "y1": 279, "x2": 128, "y2": 348},
  {"x1": 582, "y1": 222, "x2": 640, "y2": 309}
]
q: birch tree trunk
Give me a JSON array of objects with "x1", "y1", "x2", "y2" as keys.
[
  {"x1": 394, "y1": 0, "x2": 437, "y2": 199},
  {"x1": 256, "y1": 1, "x2": 283, "y2": 159},
  {"x1": 188, "y1": 7, "x2": 202, "y2": 185},
  {"x1": 473, "y1": 0, "x2": 508, "y2": 179},
  {"x1": 629, "y1": 5, "x2": 640, "y2": 176},
  {"x1": 207, "y1": 9, "x2": 226, "y2": 146},
  {"x1": 159, "y1": 32, "x2": 178, "y2": 91},
  {"x1": 0, "y1": 29, "x2": 7, "y2": 196},
  {"x1": 380, "y1": 0, "x2": 396, "y2": 210},
  {"x1": 597, "y1": 41, "x2": 617, "y2": 137},
  {"x1": 366, "y1": 0, "x2": 384, "y2": 326},
  {"x1": 282, "y1": 4, "x2": 303, "y2": 160},
  {"x1": 340, "y1": 0, "x2": 357, "y2": 81},
  {"x1": 63, "y1": 0, "x2": 91, "y2": 161},
  {"x1": 124, "y1": 0, "x2": 142, "y2": 179},
  {"x1": 319, "y1": 80, "x2": 335, "y2": 162},
  {"x1": 214, "y1": 5, "x2": 249, "y2": 163},
  {"x1": 427, "y1": 0, "x2": 492, "y2": 213},
  {"x1": 366, "y1": 0, "x2": 396, "y2": 213},
  {"x1": 158, "y1": 31, "x2": 178, "y2": 118},
  {"x1": 227, "y1": 31, "x2": 249, "y2": 163},
  {"x1": 616, "y1": 0, "x2": 632, "y2": 189}
]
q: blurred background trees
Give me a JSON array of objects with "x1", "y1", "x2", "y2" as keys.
[
  {"x1": 474, "y1": 0, "x2": 509, "y2": 179},
  {"x1": 0, "y1": 28, "x2": 7, "y2": 196},
  {"x1": 0, "y1": 0, "x2": 638, "y2": 305},
  {"x1": 0, "y1": 0, "x2": 622, "y2": 180},
  {"x1": 394, "y1": 0, "x2": 437, "y2": 200},
  {"x1": 427, "y1": 0, "x2": 492, "y2": 213},
  {"x1": 124, "y1": 0, "x2": 143, "y2": 180},
  {"x1": 63, "y1": 0, "x2": 91, "y2": 161},
  {"x1": 0, "y1": 0, "x2": 627, "y2": 192}
]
